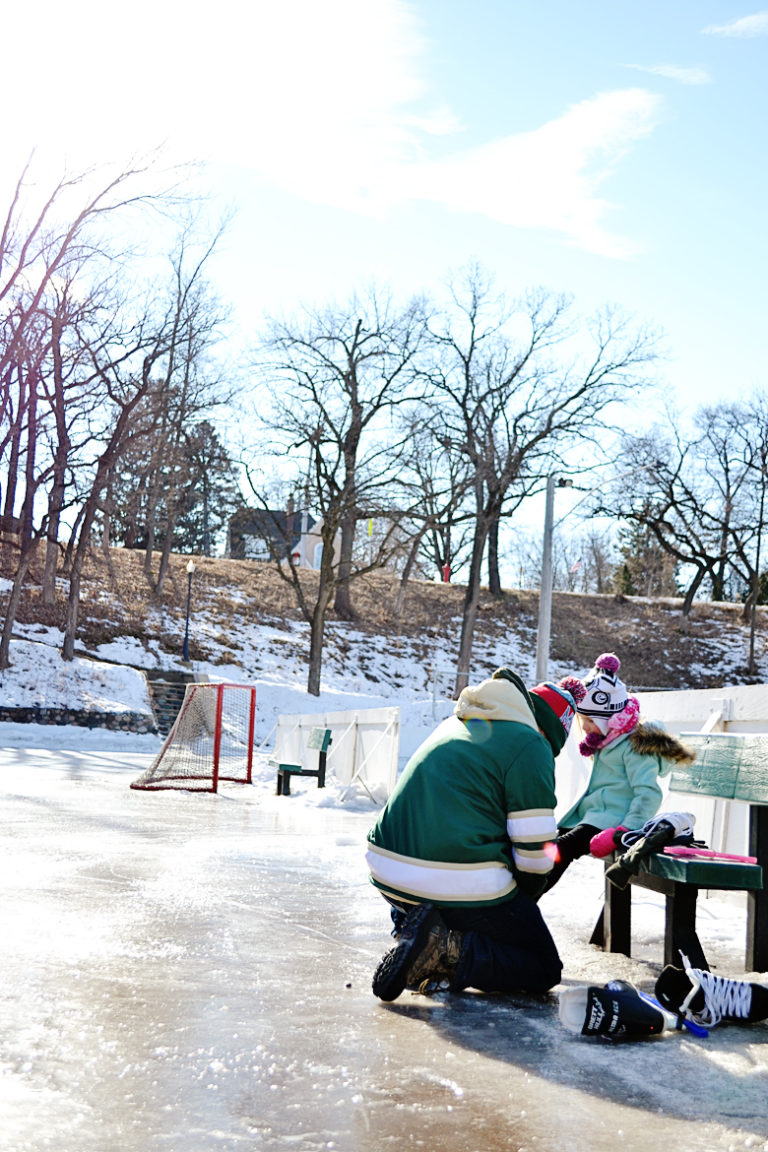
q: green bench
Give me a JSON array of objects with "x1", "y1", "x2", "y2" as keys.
[
  {"x1": 272, "y1": 727, "x2": 333, "y2": 796},
  {"x1": 593, "y1": 732, "x2": 768, "y2": 972}
]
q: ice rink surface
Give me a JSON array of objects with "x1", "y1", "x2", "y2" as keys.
[{"x1": 2, "y1": 743, "x2": 768, "y2": 1152}]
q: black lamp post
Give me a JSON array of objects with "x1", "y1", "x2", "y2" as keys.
[{"x1": 182, "y1": 558, "x2": 196, "y2": 662}]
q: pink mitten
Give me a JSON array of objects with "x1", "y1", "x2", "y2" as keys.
[{"x1": 590, "y1": 827, "x2": 627, "y2": 859}]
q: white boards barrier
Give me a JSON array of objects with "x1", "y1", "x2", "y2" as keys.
[
  {"x1": 635, "y1": 684, "x2": 768, "y2": 859},
  {"x1": 275, "y1": 707, "x2": 400, "y2": 803}
]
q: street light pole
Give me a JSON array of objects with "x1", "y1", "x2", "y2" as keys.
[
  {"x1": 533, "y1": 462, "x2": 660, "y2": 681},
  {"x1": 535, "y1": 476, "x2": 572, "y2": 682},
  {"x1": 182, "y1": 558, "x2": 196, "y2": 663}
]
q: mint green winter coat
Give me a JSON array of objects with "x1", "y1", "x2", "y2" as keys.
[{"x1": 559, "y1": 723, "x2": 695, "y2": 832}]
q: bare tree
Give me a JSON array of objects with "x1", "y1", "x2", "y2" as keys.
[
  {"x1": 424, "y1": 265, "x2": 659, "y2": 694},
  {"x1": 715, "y1": 393, "x2": 768, "y2": 673},
  {"x1": 245, "y1": 289, "x2": 429, "y2": 693},
  {"x1": 606, "y1": 409, "x2": 752, "y2": 619},
  {"x1": 139, "y1": 217, "x2": 232, "y2": 592},
  {"x1": 553, "y1": 531, "x2": 589, "y2": 593},
  {"x1": 0, "y1": 317, "x2": 41, "y2": 530},
  {"x1": 551, "y1": 524, "x2": 616, "y2": 593},
  {"x1": 255, "y1": 289, "x2": 427, "y2": 621},
  {"x1": 502, "y1": 521, "x2": 616, "y2": 594},
  {"x1": 60, "y1": 314, "x2": 178, "y2": 659},
  {"x1": 37, "y1": 274, "x2": 116, "y2": 604},
  {"x1": 0, "y1": 153, "x2": 181, "y2": 667},
  {"x1": 0, "y1": 153, "x2": 167, "y2": 389},
  {"x1": 503, "y1": 527, "x2": 541, "y2": 591},
  {"x1": 242, "y1": 451, "x2": 409, "y2": 696},
  {"x1": 602, "y1": 394, "x2": 768, "y2": 676},
  {"x1": 388, "y1": 412, "x2": 474, "y2": 621},
  {"x1": 0, "y1": 336, "x2": 49, "y2": 669}
]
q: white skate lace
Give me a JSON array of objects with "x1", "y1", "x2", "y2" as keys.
[{"x1": 679, "y1": 954, "x2": 752, "y2": 1027}]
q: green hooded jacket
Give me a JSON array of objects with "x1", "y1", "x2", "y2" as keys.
[{"x1": 366, "y1": 672, "x2": 558, "y2": 907}]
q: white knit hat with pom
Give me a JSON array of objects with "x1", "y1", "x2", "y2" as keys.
[{"x1": 578, "y1": 652, "x2": 629, "y2": 734}]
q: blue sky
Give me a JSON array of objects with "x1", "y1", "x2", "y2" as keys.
[{"x1": 6, "y1": 0, "x2": 767, "y2": 416}]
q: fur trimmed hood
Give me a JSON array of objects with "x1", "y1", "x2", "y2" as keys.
[{"x1": 627, "y1": 723, "x2": 696, "y2": 765}]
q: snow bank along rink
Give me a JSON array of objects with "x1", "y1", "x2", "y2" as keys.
[{"x1": 2, "y1": 730, "x2": 767, "y2": 1152}]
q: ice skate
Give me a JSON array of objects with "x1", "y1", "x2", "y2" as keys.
[
  {"x1": 559, "y1": 979, "x2": 668, "y2": 1039},
  {"x1": 655, "y1": 955, "x2": 757, "y2": 1028}
]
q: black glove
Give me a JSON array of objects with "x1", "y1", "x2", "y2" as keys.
[{"x1": 604, "y1": 820, "x2": 681, "y2": 890}]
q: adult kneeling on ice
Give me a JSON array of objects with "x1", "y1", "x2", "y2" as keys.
[{"x1": 366, "y1": 667, "x2": 584, "y2": 1002}]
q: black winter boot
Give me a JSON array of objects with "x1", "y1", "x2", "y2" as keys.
[
  {"x1": 372, "y1": 904, "x2": 444, "y2": 1002},
  {"x1": 404, "y1": 921, "x2": 464, "y2": 993}
]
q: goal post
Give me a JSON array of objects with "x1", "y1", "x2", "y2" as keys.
[{"x1": 131, "y1": 683, "x2": 257, "y2": 793}]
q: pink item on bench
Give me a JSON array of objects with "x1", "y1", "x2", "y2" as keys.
[{"x1": 664, "y1": 845, "x2": 758, "y2": 865}]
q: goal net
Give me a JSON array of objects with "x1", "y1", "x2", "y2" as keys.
[{"x1": 131, "y1": 683, "x2": 257, "y2": 793}]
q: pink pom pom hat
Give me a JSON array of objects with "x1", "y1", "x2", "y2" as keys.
[
  {"x1": 577, "y1": 652, "x2": 640, "y2": 755},
  {"x1": 579, "y1": 652, "x2": 628, "y2": 729}
]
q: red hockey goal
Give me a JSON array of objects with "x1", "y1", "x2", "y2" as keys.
[{"x1": 131, "y1": 682, "x2": 257, "y2": 793}]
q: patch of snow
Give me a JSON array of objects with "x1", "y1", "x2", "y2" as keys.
[{"x1": 0, "y1": 640, "x2": 154, "y2": 715}]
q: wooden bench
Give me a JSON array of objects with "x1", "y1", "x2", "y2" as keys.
[
  {"x1": 272, "y1": 727, "x2": 332, "y2": 796},
  {"x1": 593, "y1": 732, "x2": 768, "y2": 972}
]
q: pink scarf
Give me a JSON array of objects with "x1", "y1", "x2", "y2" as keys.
[{"x1": 579, "y1": 696, "x2": 640, "y2": 758}]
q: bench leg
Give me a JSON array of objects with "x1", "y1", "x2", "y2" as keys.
[
  {"x1": 602, "y1": 878, "x2": 632, "y2": 956},
  {"x1": 747, "y1": 890, "x2": 768, "y2": 972},
  {"x1": 665, "y1": 885, "x2": 708, "y2": 971},
  {"x1": 747, "y1": 807, "x2": 768, "y2": 972},
  {"x1": 276, "y1": 771, "x2": 291, "y2": 796}
]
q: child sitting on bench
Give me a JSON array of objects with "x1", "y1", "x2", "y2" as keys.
[{"x1": 541, "y1": 652, "x2": 695, "y2": 895}]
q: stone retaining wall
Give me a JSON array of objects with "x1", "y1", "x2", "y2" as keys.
[{"x1": 0, "y1": 706, "x2": 158, "y2": 734}]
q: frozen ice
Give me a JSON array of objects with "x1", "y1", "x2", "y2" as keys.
[{"x1": 1, "y1": 736, "x2": 767, "y2": 1152}]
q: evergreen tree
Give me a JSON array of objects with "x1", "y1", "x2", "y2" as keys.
[
  {"x1": 108, "y1": 420, "x2": 240, "y2": 556},
  {"x1": 612, "y1": 523, "x2": 678, "y2": 597},
  {"x1": 174, "y1": 422, "x2": 242, "y2": 555}
]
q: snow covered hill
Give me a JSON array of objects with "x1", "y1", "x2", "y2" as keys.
[{"x1": 2, "y1": 546, "x2": 766, "y2": 711}]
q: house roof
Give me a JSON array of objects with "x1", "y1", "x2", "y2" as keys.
[{"x1": 228, "y1": 508, "x2": 316, "y2": 555}]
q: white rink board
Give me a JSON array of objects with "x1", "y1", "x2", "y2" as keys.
[
  {"x1": 275, "y1": 707, "x2": 399, "y2": 801},
  {"x1": 637, "y1": 683, "x2": 768, "y2": 859}
]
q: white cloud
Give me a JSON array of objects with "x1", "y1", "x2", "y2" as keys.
[
  {"x1": 627, "y1": 64, "x2": 711, "y2": 85},
  {"x1": 1, "y1": 1, "x2": 661, "y2": 260},
  {"x1": 386, "y1": 89, "x2": 663, "y2": 259},
  {"x1": 702, "y1": 11, "x2": 768, "y2": 36}
]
